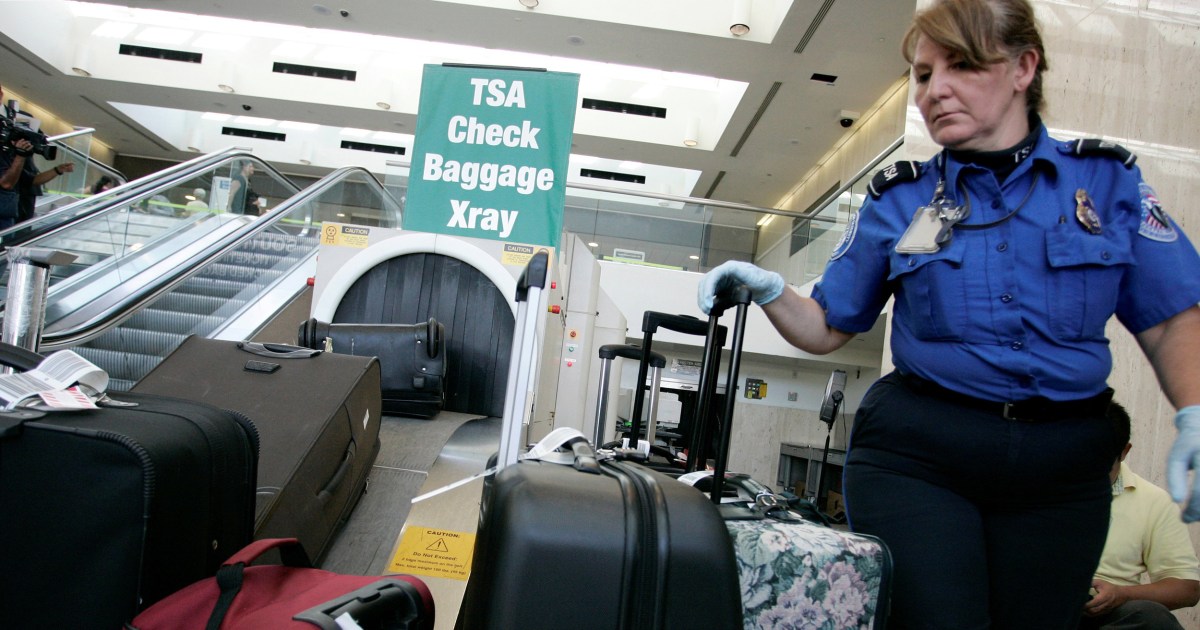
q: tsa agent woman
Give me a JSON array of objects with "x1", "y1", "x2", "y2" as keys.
[{"x1": 696, "y1": 0, "x2": 1200, "y2": 627}]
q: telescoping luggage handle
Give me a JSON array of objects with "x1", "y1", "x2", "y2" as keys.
[
  {"x1": 693, "y1": 283, "x2": 752, "y2": 505},
  {"x1": 626, "y1": 313, "x2": 726, "y2": 446},
  {"x1": 594, "y1": 344, "x2": 666, "y2": 448},
  {"x1": 497, "y1": 251, "x2": 549, "y2": 469}
]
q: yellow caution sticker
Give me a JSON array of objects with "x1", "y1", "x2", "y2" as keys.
[
  {"x1": 320, "y1": 224, "x2": 371, "y2": 248},
  {"x1": 500, "y1": 242, "x2": 537, "y2": 266},
  {"x1": 387, "y1": 526, "x2": 475, "y2": 580}
]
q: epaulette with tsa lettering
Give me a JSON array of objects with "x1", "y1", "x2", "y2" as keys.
[
  {"x1": 867, "y1": 161, "x2": 922, "y2": 199},
  {"x1": 1065, "y1": 139, "x2": 1137, "y2": 168}
]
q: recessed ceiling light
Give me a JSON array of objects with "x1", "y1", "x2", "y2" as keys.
[
  {"x1": 519, "y1": 0, "x2": 539, "y2": 7},
  {"x1": 689, "y1": 255, "x2": 700, "y2": 260},
  {"x1": 376, "y1": 101, "x2": 392, "y2": 110},
  {"x1": 71, "y1": 67, "x2": 91, "y2": 77},
  {"x1": 218, "y1": 83, "x2": 235, "y2": 93},
  {"x1": 587, "y1": 242, "x2": 598, "y2": 248}
]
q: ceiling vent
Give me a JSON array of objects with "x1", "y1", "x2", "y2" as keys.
[
  {"x1": 730, "y1": 81, "x2": 782, "y2": 158},
  {"x1": 272, "y1": 62, "x2": 357, "y2": 82},
  {"x1": 794, "y1": 0, "x2": 835, "y2": 54},
  {"x1": 340, "y1": 140, "x2": 405, "y2": 155},
  {"x1": 580, "y1": 168, "x2": 645, "y2": 185},
  {"x1": 810, "y1": 73, "x2": 838, "y2": 85},
  {"x1": 581, "y1": 98, "x2": 666, "y2": 119},
  {"x1": 221, "y1": 127, "x2": 287, "y2": 142},
  {"x1": 118, "y1": 44, "x2": 202, "y2": 64}
]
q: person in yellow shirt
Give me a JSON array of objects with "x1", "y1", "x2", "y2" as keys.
[{"x1": 1081, "y1": 402, "x2": 1200, "y2": 629}]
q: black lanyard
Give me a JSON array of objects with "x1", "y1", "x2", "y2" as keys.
[{"x1": 935, "y1": 154, "x2": 1041, "y2": 232}]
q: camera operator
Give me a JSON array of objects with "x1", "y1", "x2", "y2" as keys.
[
  {"x1": 16, "y1": 150, "x2": 73, "y2": 224},
  {"x1": 0, "y1": 84, "x2": 72, "y2": 226}
]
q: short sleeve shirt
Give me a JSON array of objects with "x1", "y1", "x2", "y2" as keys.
[
  {"x1": 1095, "y1": 462, "x2": 1200, "y2": 586},
  {"x1": 811, "y1": 125, "x2": 1200, "y2": 401}
]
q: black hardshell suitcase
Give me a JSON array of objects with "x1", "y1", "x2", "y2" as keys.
[
  {"x1": 0, "y1": 345, "x2": 259, "y2": 630},
  {"x1": 132, "y1": 336, "x2": 382, "y2": 563},
  {"x1": 456, "y1": 253, "x2": 743, "y2": 630},
  {"x1": 297, "y1": 317, "x2": 446, "y2": 419}
]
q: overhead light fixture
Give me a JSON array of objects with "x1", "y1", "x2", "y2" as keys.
[
  {"x1": 218, "y1": 64, "x2": 237, "y2": 93},
  {"x1": 519, "y1": 0, "x2": 539, "y2": 7},
  {"x1": 684, "y1": 117, "x2": 700, "y2": 147},
  {"x1": 71, "y1": 47, "x2": 91, "y2": 77},
  {"x1": 186, "y1": 129, "x2": 202, "y2": 153},
  {"x1": 689, "y1": 255, "x2": 700, "y2": 260},
  {"x1": 587, "y1": 242, "x2": 598, "y2": 248},
  {"x1": 298, "y1": 142, "x2": 313, "y2": 166},
  {"x1": 730, "y1": 0, "x2": 751, "y2": 36},
  {"x1": 376, "y1": 86, "x2": 394, "y2": 110}
]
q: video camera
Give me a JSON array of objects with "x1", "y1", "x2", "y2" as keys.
[{"x1": 0, "y1": 100, "x2": 57, "y2": 160}]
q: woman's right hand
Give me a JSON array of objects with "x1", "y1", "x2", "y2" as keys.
[{"x1": 697, "y1": 260, "x2": 784, "y2": 315}]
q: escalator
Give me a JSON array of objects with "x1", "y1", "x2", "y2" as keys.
[
  {"x1": 26, "y1": 165, "x2": 402, "y2": 391},
  {"x1": 0, "y1": 147, "x2": 270, "y2": 297}
]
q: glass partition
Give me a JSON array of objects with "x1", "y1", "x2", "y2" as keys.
[
  {"x1": 383, "y1": 141, "x2": 901, "y2": 276},
  {"x1": 38, "y1": 166, "x2": 401, "y2": 390}
]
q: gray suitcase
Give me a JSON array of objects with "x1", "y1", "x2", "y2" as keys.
[{"x1": 132, "y1": 336, "x2": 382, "y2": 562}]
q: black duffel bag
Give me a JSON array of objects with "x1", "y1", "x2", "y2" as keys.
[{"x1": 298, "y1": 318, "x2": 446, "y2": 419}]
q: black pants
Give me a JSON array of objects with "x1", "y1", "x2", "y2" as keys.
[{"x1": 844, "y1": 372, "x2": 1118, "y2": 630}]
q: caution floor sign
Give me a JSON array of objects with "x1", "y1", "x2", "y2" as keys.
[{"x1": 388, "y1": 526, "x2": 476, "y2": 581}]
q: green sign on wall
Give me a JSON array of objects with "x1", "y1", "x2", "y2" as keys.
[{"x1": 404, "y1": 64, "x2": 580, "y2": 249}]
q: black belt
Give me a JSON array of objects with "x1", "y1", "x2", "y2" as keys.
[{"x1": 898, "y1": 373, "x2": 1113, "y2": 423}]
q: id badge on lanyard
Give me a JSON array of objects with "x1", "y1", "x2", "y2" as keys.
[{"x1": 896, "y1": 194, "x2": 966, "y2": 254}]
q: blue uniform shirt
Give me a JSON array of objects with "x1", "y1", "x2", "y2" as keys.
[{"x1": 812, "y1": 124, "x2": 1200, "y2": 401}]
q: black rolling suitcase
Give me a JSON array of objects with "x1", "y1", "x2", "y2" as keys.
[
  {"x1": 132, "y1": 336, "x2": 382, "y2": 564},
  {"x1": 695, "y1": 283, "x2": 893, "y2": 629},
  {"x1": 607, "y1": 311, "x2": 727, "y2": 472},
  {"x1": 297, "y1": 317, "x2": 446, "y2": 419},
  {"x1": 0, "y1": 343, "x2": 259, "y2": 630},
  {"x1": 456, "y1": 252, "x2": 743, "y2": 630}
]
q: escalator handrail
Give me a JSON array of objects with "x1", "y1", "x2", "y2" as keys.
[
  {"x1": 0, "y1": 147, "x2": 262, "y2": 247},
  {"x1": 46, "y1": 133, "x2": 129, "y2": 186},
  {"x1": 37, "y1": 165, "x2": 398, "y2": 350},
  {"x1": 8, "y1": 149, "x2": 306, "y2": 317}
]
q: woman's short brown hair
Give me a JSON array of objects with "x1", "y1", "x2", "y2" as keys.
[{"x1": 901, "y1": 0, "x2": 1048, "y2": 115}]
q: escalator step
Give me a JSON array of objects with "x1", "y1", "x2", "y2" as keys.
[
  {"x1": 72, "y1": 346, "x2": 163, "y2": 383},
  {"x1": 153, "y1": 292, "x2": 230, "y2": 317},
  {"x1": 83, "y1": 327, "x2": 188, "y2": 356},
  {"x1": 122, "y1": 309, "x2": 225, "y2": 335},
  {"x1": 167, "y1": 278, "x2": 246, "y2": 300}
]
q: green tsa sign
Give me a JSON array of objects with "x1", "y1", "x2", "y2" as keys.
[{"x1": 404, "y1": 65, "x2": 579, "y2": 249}]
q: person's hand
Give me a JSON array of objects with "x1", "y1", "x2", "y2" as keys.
[
  {"x1": 697, "y1": 260, "x2": 784, "y2": 315},
  {"x1": 1167, "y1": 405, "x2": 1200, "y2": 522},
  {"x1": 1081, "y1": 580, "x2": 1126, "y2": 617},
  {"x1": 55, "y1": 163, "x2": 75, "y2": 175},
  {"x1": 11, "y1": 139, "x2": 32, "y2": 157}
]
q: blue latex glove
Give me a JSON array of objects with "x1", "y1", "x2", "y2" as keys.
[
  {"x1": 1166, "y1": 405, "x2": 1200, "y2": 522},
  {"x1": 696, "y1": 261, "x2": 784, "y2": 315}
]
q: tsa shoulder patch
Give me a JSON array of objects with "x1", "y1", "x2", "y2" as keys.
[
  {"x1": 1137, "y1": 181, "x2": 1177, "y2": 242},
  {"x1": 868, "y1": 161, "x2": 921, "y2": 199},
  {"x1": 830, "y1": 211, "x2": 860, "y2": 261}
]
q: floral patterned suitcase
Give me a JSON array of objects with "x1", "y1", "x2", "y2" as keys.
[{"x1": 726, "y1": 517, "x2": 892, "y2": 629}]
